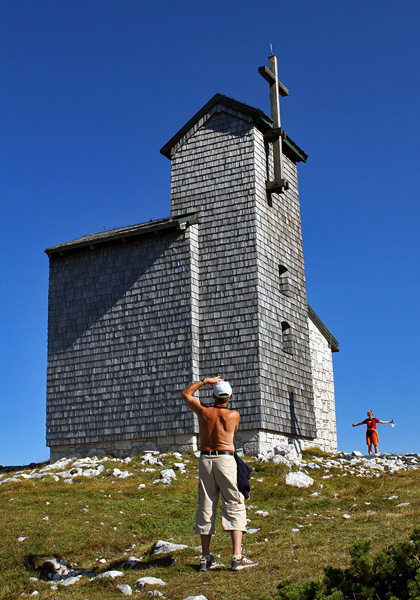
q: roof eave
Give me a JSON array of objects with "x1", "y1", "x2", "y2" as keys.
[
  {"x1": 308, "y1": 304, "x2": 340, "y2": 353},
  {"x1": 45, "y1": 213, "x2": 199, "y2": 258},
  {"x1": 160, "y1": 93, "x2": 307, "y2": 164}
]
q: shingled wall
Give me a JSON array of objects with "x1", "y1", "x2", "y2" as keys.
[
  {"x1": 46, "y1": 229, "x2": 197, "y2": 460},
  {"x1": 253, "y1": 130, "x2": 317, "y2": 440},
  {"x1": 45, "y1": 95, "x2": 338, "y2": 459},
  {"x1": 169, "y1": 105, "x2": 262, "y2": 424},
  {"x1": 168, "y1": 102, "x2": 317, "y2": 449}
]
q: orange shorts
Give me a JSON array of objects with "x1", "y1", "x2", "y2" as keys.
[{"x1": 366, "y1": 430, "x2": 379, "y2": 446}]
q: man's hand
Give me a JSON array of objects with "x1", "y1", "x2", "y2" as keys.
[
  {"x1": 205, "y1": 376, "x2": 223, "y2": 387},
  {"x1": 182, "y1": 376, "x2": 224, "y2": 415}
]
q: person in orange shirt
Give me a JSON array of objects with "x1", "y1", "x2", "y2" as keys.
[{"x1": 353, "y1": 410, "x2": 394, "y2": 455}]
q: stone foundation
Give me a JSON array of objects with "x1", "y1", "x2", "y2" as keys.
[
  {"x1": 49, "y1": 428, "x2": 332, "y2": 462},
  {"x1": 49, "y1": 433, "x2": 199, "y2": 463}
]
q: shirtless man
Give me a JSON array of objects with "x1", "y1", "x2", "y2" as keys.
[{"x1": 182, "y1": 376, "x2": 258, "y2": 572}]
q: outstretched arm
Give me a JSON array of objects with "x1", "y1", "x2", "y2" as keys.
[
  {"x1": 182, "y1": 376, "x2": 223, "y2": 415},
  {"x1": 352, "y1": 421, "x2": 365, "y2": 427},
  {"x1": 377, "y1": 419, "x2": 394, "y2": 424}
]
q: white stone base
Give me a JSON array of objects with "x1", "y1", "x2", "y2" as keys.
[
  {"x1": 49, "y1": 427, "x2": 336, "y2": 463},
  {"x1": 49, "y1": 433, "x2": 199, "y2": 462}
]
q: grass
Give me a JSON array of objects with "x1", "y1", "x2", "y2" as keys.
[{"x1": 0, "y1": 453, "x2": 419, "y2": 600}]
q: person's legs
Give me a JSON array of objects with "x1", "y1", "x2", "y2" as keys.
[
  {"x1": 195, "y1": 457, "x2": 219, "y2": 537},
  {"x1": 230, "y1": 530, "x2": 242, "y2": 556},
  {"x1": 214, "y1": 456, "x2": 247, "y2": 533},
  {"x1": 213, "y1": 456, "x2": 257, "y2": 570},
  {"x1": 199, "y1": 534, "x2": 220, "y2": 572},
  {"x1": 367, "y1": 442, "x2": 372, "y2": 455},
  {"x1": 201, "y1": 534, "x2": 212, "y2": 555},
  {"x1": 372, "y1": 431, "x2": 379, "y2": 454},
  {"x1": 196, "y1": 457, "x2": 221, "y2": 572}
]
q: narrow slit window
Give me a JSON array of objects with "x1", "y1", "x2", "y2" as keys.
[
  {"x1": 281, "y1": 321, "x2": 293, "y2": 354},
  {"x1": 278, "y1": 265, "x2": 290, "y2": 296}
]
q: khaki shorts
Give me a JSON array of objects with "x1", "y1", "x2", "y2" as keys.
[{"x1": 195, "y1": 454, "x2": 247, "y2": 535}]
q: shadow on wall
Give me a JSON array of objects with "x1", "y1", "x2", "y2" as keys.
[
  {"x1": 289, "y1": 390, "x2": 302, "y2": 437},
  {"x1": 47, "y1": 231, "x2": 181, "y2": 354}
]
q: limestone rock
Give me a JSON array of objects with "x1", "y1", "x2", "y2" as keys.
[
  {"x1": 160, "y1": 469, "x2": 176, "y2": 481},
  {"x1": 271, "y1": 455, "x2": 292, "y2": 467},
  {"x1": 285, "y1": 471, "x2": 314, "y2": 488},
  {"x1": 59, "y1": 576, "x2": 82, "y2": 586},
  {"x1": 118, "y1": 584, "x2": 133, "y2": 595},
  {"x1": 153, "y1": 540, "x2": 188, "y2": 554},
  {"x1": 135, "y1": 576, "x2": 167, "y2": 588},
  {"x1": 97, "y1": 570, "x2": 124, "y2": 579},
  {"x1": 121, "y1": 556, "x2": 142, "y2": 569}
]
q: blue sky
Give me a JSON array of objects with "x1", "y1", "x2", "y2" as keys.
[{"x1": 1, "y1": 0, "x2": 419, "y2": 465}]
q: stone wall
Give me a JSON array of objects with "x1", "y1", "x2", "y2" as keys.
[{"x1": 307, "y1": 316, "x2": 338, "y2": 452}]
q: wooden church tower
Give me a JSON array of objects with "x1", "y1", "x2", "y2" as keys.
[{"x1": 45, "y1": 56, "x2": 339, "y2": 461}]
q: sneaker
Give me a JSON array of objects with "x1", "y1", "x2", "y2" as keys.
[
  {"x1": 199, "y1": 555, "x2": 220, "y2": 572},
  {"x1": 231, "y1": 554, "x2": 258, "y2": 571}
]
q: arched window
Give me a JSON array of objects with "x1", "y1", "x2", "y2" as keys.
[{"x1": 281, "y1": 321, "x2": 293, "y2": 354}]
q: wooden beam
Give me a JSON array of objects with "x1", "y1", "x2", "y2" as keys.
[
  {"x1": 266, "y1": 179, "x2": 290, "y2": 193},
  {"x1": 263, "y1": 127, "x2": 286, "y2": 143},
  {"x1": 258, "y1": 66, "x2": 289, "y2": 97}
]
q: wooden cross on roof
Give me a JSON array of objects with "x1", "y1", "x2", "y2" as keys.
[{"x1": 258, "y1": 52, "x2": 289, "y2": 193}]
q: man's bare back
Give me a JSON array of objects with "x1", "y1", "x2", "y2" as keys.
[
  {"x1": 197, "y1": 406, "x2": 239, "y2": 451},
  {"x1": 181, "y1": 376, "x2": 239, "y2": 451}
]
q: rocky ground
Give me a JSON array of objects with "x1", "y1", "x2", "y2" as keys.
[{"x1": 2, "y1": 444, "x2": 418, "y2": 598}]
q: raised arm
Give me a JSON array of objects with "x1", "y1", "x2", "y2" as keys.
[{"x1": 182, "y1": 376, "x2": 223, "y2": 415}]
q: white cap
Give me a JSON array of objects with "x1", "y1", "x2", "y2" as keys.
[{"x1": 213, "y1": 380, "x2": 233, "y2": 399}]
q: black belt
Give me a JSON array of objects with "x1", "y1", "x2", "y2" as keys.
[{"x1": 201, "y1": 450, "x2": 234, "y2": 456}]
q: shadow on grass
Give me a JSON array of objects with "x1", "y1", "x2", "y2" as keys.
[
  {"x1": 186, "y1": 562, "x2": 227, "y2": 572},
  {"x1": 23, "y1": 553, "x2": 99, "y2": 578},
  {"x1": 109, "y1": 555, "x2": 177, "y2": 571}
]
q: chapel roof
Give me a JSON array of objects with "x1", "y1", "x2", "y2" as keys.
[
  {"x1": 160, "y1": 93, "x2": 308, "y2": 164},
  {"x1": 44, "y1": 213, "x2": 198, "y2": 258}
]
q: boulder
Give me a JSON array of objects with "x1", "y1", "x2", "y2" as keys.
[{"x1": 285, "y1": 471, "x2": 314, "y2": 488}]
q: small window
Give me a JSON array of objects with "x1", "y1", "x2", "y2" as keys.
[
  {"x1": 278, "y1": 265, "x2": 290, "y2": 296},
  {"x1": 281, "y1": 321, "x2": 293, "y2": 354}
]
